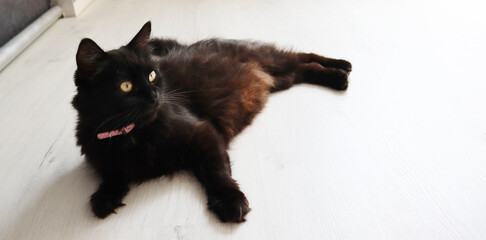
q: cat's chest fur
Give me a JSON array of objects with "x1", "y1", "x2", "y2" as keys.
[{"x1": 84, "y1": 114, "x2": 195, "y2": 181}]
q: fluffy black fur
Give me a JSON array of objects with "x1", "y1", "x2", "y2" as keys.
[{"x1": 72, "y1": 21, "x2": 351, "y2": 222}]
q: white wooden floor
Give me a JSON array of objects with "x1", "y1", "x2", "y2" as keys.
[{"x1": 1, "y1": 0, "x2": 486, "y2": 239}]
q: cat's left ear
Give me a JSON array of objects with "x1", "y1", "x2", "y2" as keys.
[{"x1": 127, "y1": 21, "x2": 151, "y2": 49}]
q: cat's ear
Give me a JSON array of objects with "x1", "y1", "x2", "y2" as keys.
[
  {"x1": 127, "y1": 21, "x2": 151, "y2": 49},
  {"x1": 76, "y1": 38, "x2": 106, "y2": 77}
]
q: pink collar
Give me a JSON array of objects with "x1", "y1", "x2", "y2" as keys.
[{"x1": 97, "y1": 123, "x2": 136, "y2": 140}]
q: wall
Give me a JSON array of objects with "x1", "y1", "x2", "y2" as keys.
[{"x1": 0, "y1": 0, "x2": 51, "y2": 47}]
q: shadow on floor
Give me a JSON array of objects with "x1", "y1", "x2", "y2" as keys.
[
  {"x1": 2, "y1": 162, "x2": 98, "y2": 239},
  {"x1": 2, "y1": 162, "x2": 240, "y2": 239}
]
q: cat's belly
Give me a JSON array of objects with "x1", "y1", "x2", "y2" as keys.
[
  {"x1": 215, "y1": 63, "x2": 274, "y2": 141},
  {"x1": 162, "y1": 56, "x2": 275, "y2": 142}
]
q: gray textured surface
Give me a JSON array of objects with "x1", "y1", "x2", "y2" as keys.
[
  {"x1": 0, "y1": 6, "x2": 61, "y2": 71},
  {"x1": 0, "y1": 0, "x2": 51, "y2": 47}
]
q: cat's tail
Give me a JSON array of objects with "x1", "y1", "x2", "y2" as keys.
[{"x1": 269, "y1": 53, "x2": 352, "y2": 93}]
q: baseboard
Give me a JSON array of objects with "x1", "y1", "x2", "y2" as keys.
[
  {"x1": 0, "y1": 6, "x2": 62, "y2": 71},
  {"x1": 58, "y1": 0, "x2": 95, "y2": 17}
]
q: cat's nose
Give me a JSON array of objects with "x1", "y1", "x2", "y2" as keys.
[{"x1": 149, "y1": 91, "x2": 158, "y2": 103}]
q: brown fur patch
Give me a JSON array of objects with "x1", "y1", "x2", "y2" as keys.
[
  {"x1": 252, "y1": 66, "x2": 275, "y2": 87},
  {"x1": 216, "y1": 63, "x2": 274, "y2": 140}
]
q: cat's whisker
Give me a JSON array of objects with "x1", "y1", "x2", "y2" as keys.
[
  {"x1": 90, "y1": 108, "x2": 141, "y2": 140},
  {"x1": 161, "y1": 92, "x2": 187, "y2": 106},
  {"x1": 161, "y1": 89, "x2": 192, "y2": 108},
  {"x1": 92, "y1": 111, "x2": 131, "y2": 137},
  {"x1": 164, "y1": 96, "x2": 188, "y2": 103},
  {"x1": 124, "y1": 108, "x2": 142, "y2": 126},
  {"x1": 115, "y1": 108, "x2": 141, "y2": 129},
  {"x1": 162, "y1": 88, "x2": 182, "y2": 97}
]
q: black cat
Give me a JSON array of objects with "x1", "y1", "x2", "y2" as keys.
[{"x1": 72, "y1": 21, "x2": 351, "y2": 223}]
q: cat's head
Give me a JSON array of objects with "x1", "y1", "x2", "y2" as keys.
[{"x1": 72, "y1": 21, "x2": 162, "y2": 130}]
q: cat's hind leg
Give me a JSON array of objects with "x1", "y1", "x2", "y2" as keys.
[
  {"x1": 269, "y1": 62, "x2": 348, "y2": 92},
  {"x1": 269, "y1": 72, "x2": 298, "y2": 93},
  {"x1": 297, "y1": 62, "x2": 349, "y2": 90},
  {"x1": 299, "y1": 53, "x2": 352, "y2": 73}
]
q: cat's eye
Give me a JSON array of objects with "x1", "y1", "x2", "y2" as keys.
[
  {"x1": 149, "y1": 71, "x2": 156, "y2": 82},
  {"x1": 120, "y1": 81, "x2": 133, "y2": 93}
]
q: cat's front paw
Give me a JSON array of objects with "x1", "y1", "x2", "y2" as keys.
[
  {"x1": 90, "y1": 190, "x2": 125, "y2": 219},
  {"x1": 208, "y1": 189, "x2": 251, "y2": 223}
]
